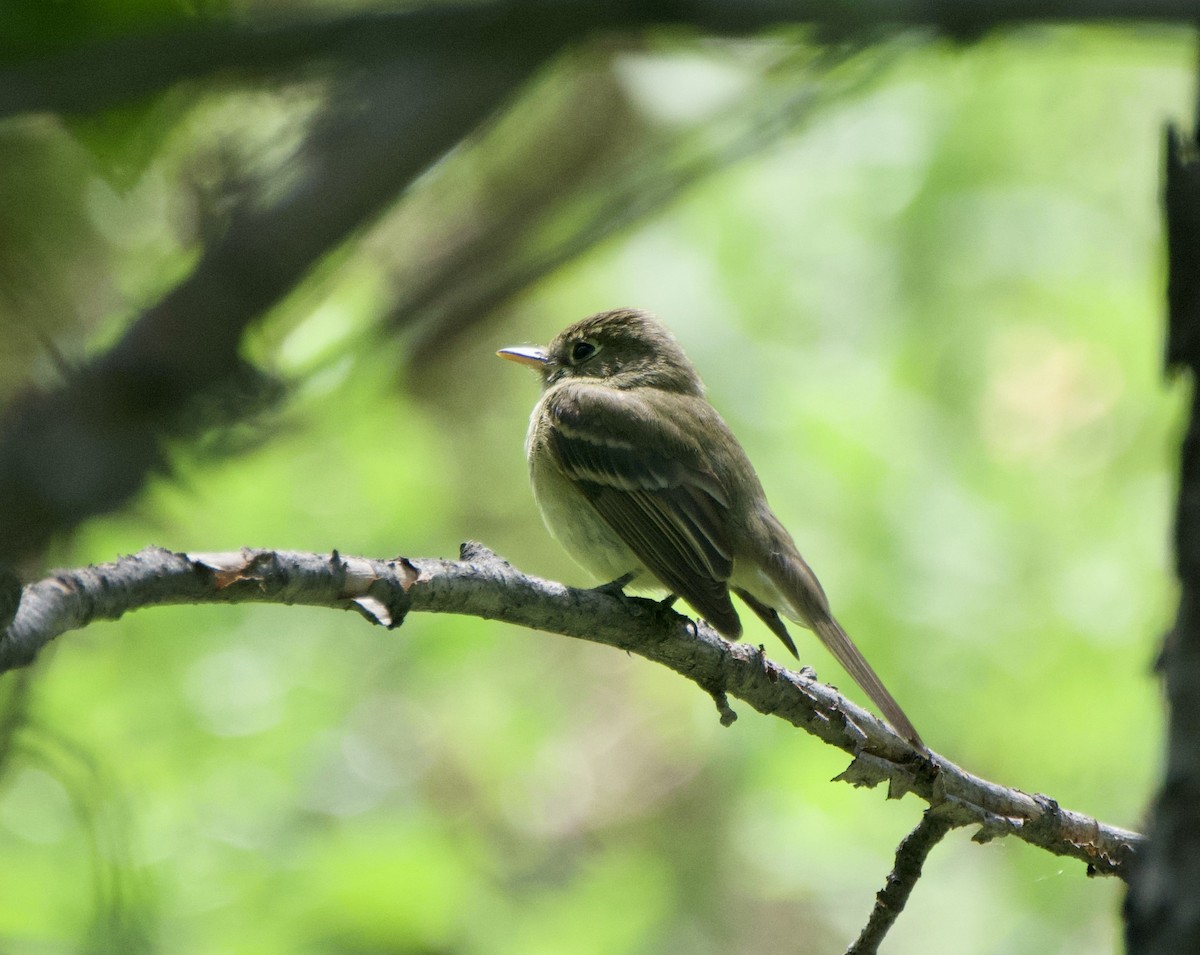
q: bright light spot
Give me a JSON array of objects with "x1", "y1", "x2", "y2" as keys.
[
  {"x1": 614, "y1": 51, "x2": 756, "y2": 124},
  {"x1": 980, "y1": 325, "x2": 1122, "y2": 466}
]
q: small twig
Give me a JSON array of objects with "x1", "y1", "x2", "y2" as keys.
[
  {"x1": 847, "y1": 809, "x2": 960, "y2": 954},
  {"x1": 708, "y1": 687, "x2": 738, "y2": 726}
]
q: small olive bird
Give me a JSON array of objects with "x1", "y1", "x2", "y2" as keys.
[{"x1": 498, "y1": 307, "x2": 922, "y2": 747}]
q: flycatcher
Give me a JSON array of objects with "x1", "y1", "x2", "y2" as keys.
[{"x1": 498, "y1": 307, "x2": 922, "y2": 747}]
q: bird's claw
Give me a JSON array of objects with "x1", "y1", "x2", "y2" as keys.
[{"x1": 592, "y1": 572, "x2": 637, "y2": 598}]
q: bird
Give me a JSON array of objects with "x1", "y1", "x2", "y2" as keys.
[{"x1": 498, "y1": 307, "x2": 922, "y2": 747}]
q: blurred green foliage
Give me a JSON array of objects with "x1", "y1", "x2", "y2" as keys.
[
  {"x1": 3, "y1": 0, "x2": 209, "y2": 62},
  {"x1": 0, "y1": 15, "x2": 1192, "y2": 955}
]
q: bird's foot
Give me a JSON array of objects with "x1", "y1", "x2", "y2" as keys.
[{"x1": 592, "y1": 571, "x2": 637, "y2": 598}]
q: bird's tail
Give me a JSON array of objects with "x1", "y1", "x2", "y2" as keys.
[
  {"x1": 762, "y1": 538, "x2": 924, "y2": 748},
  {"x1": 810, "y1": 613, "x2": 924, "y2": 750}
]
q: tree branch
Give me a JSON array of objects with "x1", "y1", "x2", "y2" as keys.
[
  {"x1": 0, "y1": 48, "x2": 551, "y2": 567},
  {"x1": 0, "y1": 4, "x2": 603, "y2": 120},
  {"x1": 1, "y1": 0, "x2": 1197, "y2": 120},
  {"x1": 847, "y1": 808, "x2": 961, "y2": 954},
  {"x1": 0, "y1": 543, "x2": 1142, "y2": 884}
]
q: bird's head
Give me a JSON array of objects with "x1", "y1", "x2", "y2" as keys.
[{"x1": 497, "y1": 308, "x2": 705, "y2": 395}]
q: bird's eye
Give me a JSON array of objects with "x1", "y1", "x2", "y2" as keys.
[{"x1": 570, "y1": 340, "x2": 598, "y2": 364}]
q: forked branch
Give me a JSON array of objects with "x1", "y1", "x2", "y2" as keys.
[{"x1": 0, "y1": 544, "x2": 1141, "y2": 894}]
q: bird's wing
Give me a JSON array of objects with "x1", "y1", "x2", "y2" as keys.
[{"x1": 544, "y1": 384, "x2": 742, "y2": 638}]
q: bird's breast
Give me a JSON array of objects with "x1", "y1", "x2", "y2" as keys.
[{"x1": 527, "y1": 406, "x2": 647, "y2": 585}]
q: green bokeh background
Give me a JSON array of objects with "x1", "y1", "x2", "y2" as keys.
[{"x1": 0, "y1": 16, "x2": 1190, "y2": 954}]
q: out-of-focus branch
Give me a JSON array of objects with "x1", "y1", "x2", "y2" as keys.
[
  {"x1": 0, "y1": 543, "x2": 1143, "y2": 883},
  {"x1": 0, "y1": 5, "x2": 605, "y2": 119},
  {"x1": 1, "y1": 0, "x2": 1197, "y2": 120},
  {"x1": 397, "y1": 43, "x2": 876, "y2": 373},
  {"x1": 2, "y1": 0, "x2": 1191, "y2": 563},
  {"x1": 0, "y1": 47, "x2": 553, "y2": 567}
]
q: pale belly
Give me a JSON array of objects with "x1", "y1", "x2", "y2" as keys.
[
  {"x1": 530, "y1": 457, "x2": 808, "y2": 619},
  {"x1": 528, "y1": 447, "x2": 654, "y2": 587}
]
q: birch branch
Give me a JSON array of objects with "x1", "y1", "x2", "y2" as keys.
[{"x1": 0, "y1": 543, "x2": 1141, "y2": 882}]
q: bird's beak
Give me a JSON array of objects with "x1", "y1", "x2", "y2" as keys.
[{"x1": 497, "y1": 345, "x2": 549, "y2": 369}]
